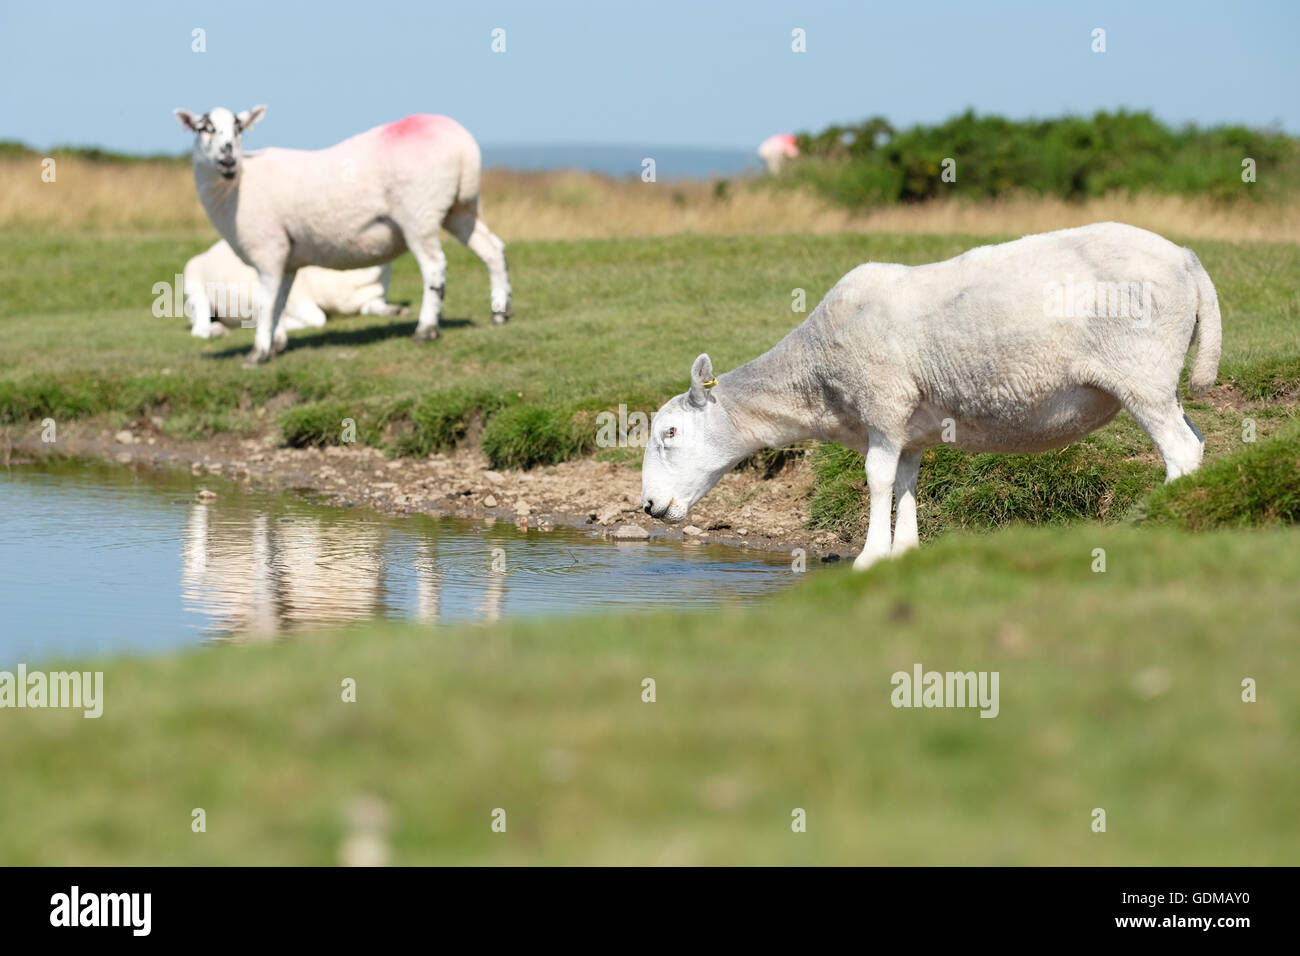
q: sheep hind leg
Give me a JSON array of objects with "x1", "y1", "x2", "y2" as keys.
[
  {"x1": 446, "y1": 207, "x2": 512, "y2": 325},
  {"x1": 853, "y1": 436, "x2": 900, "y2": 571},
  {"x1": 1124, "y1": 396, "x2": 1205, "y2": 481},
  {"x1": 407, "y1": 236, "x2": 447, "y2": 343}
]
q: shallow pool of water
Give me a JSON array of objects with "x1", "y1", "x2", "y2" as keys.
[{"x1": 0, "y1": 459, "x2": 800, "y2": 664}]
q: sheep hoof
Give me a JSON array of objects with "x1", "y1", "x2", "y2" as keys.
[
  {"x1": 273, "y1": 336, "x2": 289, "y2": 354},
  {"x1": 412, "y1": 327, "x2": 439, "y2": 343},
  {"x1": 491, "y1": 312, "x2": 510, "y2": 326},
  {"x1": 243, "y1": 349, "x2": 273, "y2": 368}
]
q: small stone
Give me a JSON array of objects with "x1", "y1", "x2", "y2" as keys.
[
  {"x1": 196, "y1": 489, "x2": 219, "y2": 501},
  {"x1": 483, "y1": 494, "x2": 498, "y2": 508},
  {"x1": 483, "y1": 470, "x2": 506, "y2": 486},
  {"x1": 374, "y1": 482, "x2": 396, "y2": 489},
  {"x1": 596, "y1": 505, "x2": 622, "y2": 525},
  {"x1": 683, "y1": 525, "x2": 703, "y2": 536},
  {"x1": 190, "y1": 462, "x2": 203, "y2": 476},
  {"x1": 612, "y1": 524, "x2": 650, "y2": 541},
  {"x1": 206, "y1": 462, "x2": 223, "y2": 474},
  {"x1": 114, "y1": 430, "x2": 134, "y2": 445},
  {"x1": 514, "y1": 500, "x2": 532, "y2": 516},
  {"x1": 736, "y1": 528, "x2": 748, "y2": 537}
]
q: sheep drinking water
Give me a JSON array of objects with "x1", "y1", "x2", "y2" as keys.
[{"x1": 640, "y1": 223, "x2": 1222, "y2": 570}]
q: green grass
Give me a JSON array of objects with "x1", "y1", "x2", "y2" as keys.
[
  {"x1": 810, "y1": 403, "x2": 1300, "y2": 542},
  {"x1": 1, "y1": 521, "x2": 1295, "y2": 864},
  {"x1": 1142, "y1": 417, "x2": 1300, "y2": 529}
]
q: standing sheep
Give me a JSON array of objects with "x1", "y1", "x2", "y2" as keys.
[
  {"x1": 173, "y1": 106, "x2": 512, "y2": 365},
  {"x1": 757, "y1": 133, "x2": 799, "y2": 174},
  {"x1": 183, "y1": 239, "x2": 407, "y2": 341},
  {"x1": 640, "y1": 222, "x2": 1222, "y2": 570}
]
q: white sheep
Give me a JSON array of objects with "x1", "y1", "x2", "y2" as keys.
[
  {"x1": 183, "y1": 239, "x2": 407, "y2": 342},
  {"x1": 757, "y1": 133, "x2": 799, "y2": 174},
  {"x1": 173, "y1": 106, "x2": 512, "y2": 365},
  {"x1": 640, "y1": 222, "x2": 1222, "y2": 570}
]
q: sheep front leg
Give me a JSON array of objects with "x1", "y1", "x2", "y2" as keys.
[
  {"x1": 246, "y1": 270, "x2": 296, "y2": 367},
  {"x1": 185, "y1": 286, "x2": 215, "y2": 339},
  {"x1": 891, "y1": 448, "x2": 922, "y2": 556},
  {"x1": 853, "y1": 437, "x2": 900, "y2": 571}
]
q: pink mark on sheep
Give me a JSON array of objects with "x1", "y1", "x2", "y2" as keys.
[{"x1": 380, "y1": 114, "x2": 449, "y2": 143}]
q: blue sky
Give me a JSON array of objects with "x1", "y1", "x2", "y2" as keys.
[{"x1": 1, "y1": 0, "x2": 1296, "y2": 153}]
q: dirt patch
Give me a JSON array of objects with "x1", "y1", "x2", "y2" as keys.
[{"x1": 2, "y1": 423, "x2": 856, "y2": 562}]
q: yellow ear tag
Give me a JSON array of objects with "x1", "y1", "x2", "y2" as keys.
[{"x1": 702, "y1": 377, "x2": 717, "y2": 389}]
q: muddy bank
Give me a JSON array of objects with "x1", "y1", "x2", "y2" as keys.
[{"x1": 2, "y1": 423, "x2": 856, "y2": 563}]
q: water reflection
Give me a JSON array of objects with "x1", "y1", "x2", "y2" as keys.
[
  {"x1": 183, "y1": 503, "x2": 392, "y2": 635},
  {"x1": 1, "y1": 461, "x2": 799, "y2": 661}
]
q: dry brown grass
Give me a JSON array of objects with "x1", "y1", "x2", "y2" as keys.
[{"x1": 3, "y1": 157, "x2": 1298, "y2": 242}]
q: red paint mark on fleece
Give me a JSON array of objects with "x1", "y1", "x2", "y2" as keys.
[{"x1": 381, "y1": 114, "x2": 450, "y2": 143}]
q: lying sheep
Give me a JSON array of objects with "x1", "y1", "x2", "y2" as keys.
[
  {"x1": 183, "y1": 239, "x2": 407, "y2": 342},
  {"x1": 173, "y1": 106, "x2": 511, "y2": 365},
  {"x1": 640, "y1": 222, "x2": 1222, "y2": 570}
]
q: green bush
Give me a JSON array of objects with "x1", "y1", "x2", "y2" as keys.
[{"x1": 787, "y1": 110, "x2": 1300, "y2": 209}]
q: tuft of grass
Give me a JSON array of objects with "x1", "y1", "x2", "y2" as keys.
[
  {"x1": 393, "y1": 388, "x2": 507, "y2": 458},
  {"x1": 920, "y1": 444, "x2": 1154, "y2": 529},
  {"x1": 278, "y1": 400, "x2": 367, "y2": 448},
  {"x1": 480, "y1": 403, "x2": 593, "y2": 470},
  {"x1": 1142, "y1": 418, "x2": 1300, "y2": 529},
  {"x1": 808, "y1": 440, "x2": 1157, "y2": 542}
]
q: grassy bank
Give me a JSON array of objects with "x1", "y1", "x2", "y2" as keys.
[
  {"x1": 0, "y1": 519, "x2": 1294, "y2": 865},
  {"x1": 2, "y1": 229, "x2": 1298, "y2": 531}
]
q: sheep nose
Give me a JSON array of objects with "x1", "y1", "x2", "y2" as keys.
[{"x1": 643, "y1": 500, "x2": 654, "y2": 515}]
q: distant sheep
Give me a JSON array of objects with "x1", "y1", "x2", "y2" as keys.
[
  {"x1": 174, "y1": 106, "x2": 511, "y2": 365},
  {"x1": 757, "y1": 133, "x2": 798, "y2": 173},
  {"x1": 640, "y1": 222, "x2": 1222, "y2": 570},
  {"x1": 183, "y1": 239, "x2": 406, "y2": 342}
]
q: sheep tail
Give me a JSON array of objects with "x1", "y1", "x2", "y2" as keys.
[{"x1": 1187, "y1": 254, "x2": 1222, "y2": 396}]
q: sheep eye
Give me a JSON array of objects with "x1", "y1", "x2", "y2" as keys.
[{"x1": 664, "y1": 427, "x2": 676, "y2": 439}]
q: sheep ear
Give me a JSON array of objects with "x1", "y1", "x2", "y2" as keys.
[
  {"x1": 688, "y1": 353, "x2": 716, "y2": 407},
  {"x1": 237, "y1": 105, "x2": 268, "y2": 132},
  {"x1": 174, "y1": 109, "x2": 202, "y2": 132}
]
